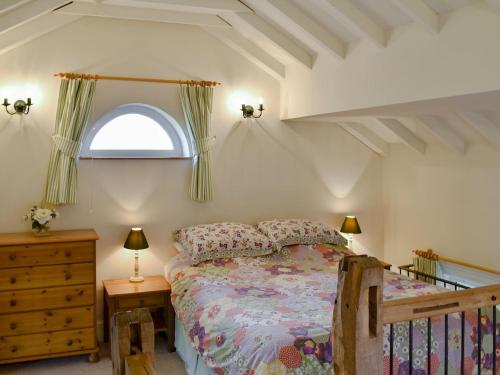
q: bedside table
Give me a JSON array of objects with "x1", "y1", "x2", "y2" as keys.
[{"x1": 103, "y1": 275, "x2": 175, "y2": 352}]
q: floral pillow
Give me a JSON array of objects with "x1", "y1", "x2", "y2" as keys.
[
  {"x1": 174, "y1": 222, "x2": 274, "y2": 263},
  {"x1": 256, "y1": 219, "x2": 347, "y2": 252}
]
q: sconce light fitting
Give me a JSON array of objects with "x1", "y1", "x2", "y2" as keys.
[
  {"x1": 3, "y1": 98, "x2": 32, "y2": 115},
  {"x1": 241, "y1": 98, "x2": 264, "y2": 119}
]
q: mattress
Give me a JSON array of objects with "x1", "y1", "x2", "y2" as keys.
[{"x1": 166, "y1": 244, "x2": 498, "y2": 374}]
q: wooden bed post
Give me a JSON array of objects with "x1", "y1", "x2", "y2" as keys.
[{"x1": 332, "y1": 255, "x2": 384, "y2": 375}]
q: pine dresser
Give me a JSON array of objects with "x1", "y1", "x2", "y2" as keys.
[{"x1": 0, "y1": 229, "x2": 99, "y2": 364}]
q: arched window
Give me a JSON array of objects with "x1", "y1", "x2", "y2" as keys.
[{"x1": 81, "y1": 103, "x2": 191, "y2": 158}]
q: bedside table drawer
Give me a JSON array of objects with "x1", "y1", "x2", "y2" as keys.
[{"x1": 117, "y1": 294, "x2": 165, "y2": 310}]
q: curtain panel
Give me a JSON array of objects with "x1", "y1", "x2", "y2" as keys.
[
  {"x1": 43, "y1": 79, "x2": 96, "y2": 205},
  {"x1": 179, "y1": 85, "x2": 214, "y2": 202}
]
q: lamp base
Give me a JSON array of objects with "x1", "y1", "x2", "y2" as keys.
[{"x1": 129, "y1": 275, "x2": 144, "y2": 283}]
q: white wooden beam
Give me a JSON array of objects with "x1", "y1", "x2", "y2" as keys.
[
  {"x1": 55, "y1": 2, "x2": 231, "y2": 28},
  {"x1": 485, "y1": 0, "x2": 500, "y2": 12},
  {"x1": 459, "y1": 111, "x2": 500, "y2": 150},
  {"x1": 377, "y1": 118, "x2": 426, "y2": 154},
  {"x1": 321, "y1": 0, "x2": 386, "y2": 47},
  {"x1": 203, "y1": 27, "x2": 285, "y2": 80},
  {"x1": 245, "y1": 0, "x2": 345, "y2": 60},
  {"x1": 391, "y1": 0, "x2": 440, "y2": 34},
  {"x1": 0, "y1": 0, "x2": 30, "y2": 15},
  {"x1": 339, "y1": 122, "x2": 389, "y2": 156},
  {"x1": 416, "y1": 115, "x2": 465, "y2": 154},
  {"x1": 127, "y1": 0, "x2": 251, "y2": 14},
  {"x1": 0, "y1": 13, "x2": 80, "y2": 56},
  {"x1": 228, "y1": 13, "x2": 314, "y2": 69},
  {"x1": 0, "y1": 0, "x2": 71, "y2": 35}
]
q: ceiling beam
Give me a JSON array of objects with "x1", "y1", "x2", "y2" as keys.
[
  {"x1": 339, "y1": 122, "x2": 389, "y2": 156},
  {"x1": 203, "y1": 27, "x2": 285, "y2": 80},
  {"x1": 459, "y1": 111, "x2": 500, "y2": 150},
  {"x1": 321, "y1": 0, "x2": 386, "y2": 47},
  {"x1": 227, "y1": 13, "x2": 314, "y2": 69},
  {"x1": 416, "y1": 115, "x2": 465, "y2": 154},
  {"x1": 390, "y1": 0, "x2": 440, "y2": 34},
  {"x1": 0, "y1": 0, "x2": 30, "y2": 15},
  {"x1": 126, "y1": 0, "x2": 251, "y2": 14},
  {"x1": 485, "y1": 0, "x2": 500, "y2": 12},
  {"x1": 0, "y1": 13, "x2": 80, "y2": 56},
  {"x1": 55, "y1": 2, "x2": 231, "y2": 28},
  {"x1": 245, "y1": 0, "x2": 345, "y2": 60},
  {"x1": 377, "y1": 118, "x2": 426, "y2": 154},
  {"x1": 0, "y1": 0, "x2": 71, "y2": 35}
]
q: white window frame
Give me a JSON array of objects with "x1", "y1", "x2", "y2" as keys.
[{"x1": 80, "y1": 103, "x2": 191, "y2": 159}]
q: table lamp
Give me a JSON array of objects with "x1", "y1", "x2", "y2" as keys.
[
  {"x1": 340, "y1": 216, "x2": 362, "y2": 249},
  {"x1": 124, "y1": 227, "x2": 149, "y2": 283}
]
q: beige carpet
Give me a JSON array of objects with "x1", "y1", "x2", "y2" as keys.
[{"x1": 0, "y1": 336, "x2": 187, "y2": 375}]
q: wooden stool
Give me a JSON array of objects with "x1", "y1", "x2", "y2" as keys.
[{"x1": 111, "y1": 308, "x2": 155, "y2": 375}]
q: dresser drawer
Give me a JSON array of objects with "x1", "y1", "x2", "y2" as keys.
[
  {"x1": 0, "y1": 285, "x2": 94, "y2": 313},
  {"x1": 0, "y1": 263, "x2": 94, "y2": 291},
  {"x1": 0, "y1": 328, "x2": 95, "y2": 360},
  {"x1": 0, "y1": 242, "x2": 94, "y2": 268},
  {"x1": 117, "y1": 293, "x2": 165, "y2": 310},
  {"x1": 0, "y1": 306, "x2": 94, "y2": 337}
]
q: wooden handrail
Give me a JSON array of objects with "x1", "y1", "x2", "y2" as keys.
[
  {"x1": 383, "y1": 283, "x2": 500, "y2": 324},
  {"x1": 413, "y1": 249, "x2": 500, "y2": 276}
]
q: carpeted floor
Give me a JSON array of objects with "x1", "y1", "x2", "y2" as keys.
[{"x1": 0, "y1": 336, "x2": 187, "y2": 375}]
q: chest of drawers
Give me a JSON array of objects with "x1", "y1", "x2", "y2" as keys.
[{"x1": 0, "y1": 229, "x2": 99, "y2": 364}]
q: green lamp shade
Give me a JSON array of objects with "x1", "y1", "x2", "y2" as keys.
[
  {"x1": 340, "y1": 216, "x2": 362, "y2": 234},
  {"x1": 124, "y1": 228, "x2": 149, "y2": 250}
]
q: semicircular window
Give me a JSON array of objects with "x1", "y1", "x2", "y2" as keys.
[{"x1": 81, "y1": 103, "x2": 191, "y2": 158}]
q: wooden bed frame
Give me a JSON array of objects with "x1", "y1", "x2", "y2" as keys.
[{"x1": 332, "y1": 255, "x2": 499, "y2": 375}]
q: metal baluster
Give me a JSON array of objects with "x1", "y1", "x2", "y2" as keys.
[
  {"x1": 390, "y1": 324, "x2": 394, "y2": 375},
  {"x1": 461, "y1": 311, "x2": 465, "y2": 375},
  {"x1": 427, "y1": 317, "x2": 432, "y2": 375},
  {"x1": 477, "y1": 308, "x2": 481, "y2": 375},
  {"x1": 493, "y1": 305, "x2": 497, "y2": 375},
  {"x1": 409, "y1": 320, "x2": 413, "y2": 375},
  {"x1": 445, "y1": 314, "x2": 448, "y2": 375}
]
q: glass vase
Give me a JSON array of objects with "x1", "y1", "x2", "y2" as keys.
[{"x1": 33, "y1": 223, "x2": 51, "y2": 236}]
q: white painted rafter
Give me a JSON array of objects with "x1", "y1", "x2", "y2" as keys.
[
  {"x1": 377, "y1": 118, "x2": 426, "y2": 154},
  {"x1": 0, "y1": 0, "x2": 71, "y2": 35},
  {"x1": 339, "y1": 122, "x2": 389, "y2": 156},
  {"x1": 203, "y1": 27, "x2": 285, "y2": 80},
  {"x1": 55, "y1": 2, "x2": 231, "y2": 28},
  {"x1": 244, "y1": 0, "x2": 345, "y2": 60},
  {"x1": 0, "y1": 13, "x2": 80, "y2": 56},
  {"x1": 320, "y1": 0, "x2": 386, "y2": 47},
  {"x1": 459, "y1": 111, "x2": 500, "y2": 150},
  {"x1": 391, "y1": 0, "x2": 440, "y2": 34},
  {"x1": 485, "y1": 0, "x2": 500, "y2": 12},
  {"x1": 125, "y1": 0, "x2": 251, "y2": 14},
  {"x1": 226, "y1": 13, "x2": 314, "y2": 69},
  {"x1": 0, "y1": 0, "x2": 30, "y2": 15},
  {"x1": 416, "y1": 115, "x2": 465, "y2": 154}
]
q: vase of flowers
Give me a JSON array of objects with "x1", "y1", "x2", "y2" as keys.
[{"x1": 24, "y1": 206, "x2": 59, "y2": 236}]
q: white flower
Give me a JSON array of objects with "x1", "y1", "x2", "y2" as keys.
[{"x1": 33, "y1": 208, "x2": 54, "y2": 225}]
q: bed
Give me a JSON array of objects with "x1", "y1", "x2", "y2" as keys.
[{"x1": 165, "y1": 243, "x2": 498, "y2": 374}]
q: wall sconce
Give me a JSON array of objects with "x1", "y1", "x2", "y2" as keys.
[
  {"x1": 241, "y1": 97, "x2": 264, "y2": 118},
  {"x1": 3, "y1": 98, "x2": 32, "y2": 115}
]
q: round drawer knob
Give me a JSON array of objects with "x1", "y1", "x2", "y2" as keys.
[
  {"x1": 64, "y1": 250, "x2": 72, "y2": 257},
  {"x1": 8, "y1": 254, "x2": 16, "y2": 261},
  {"x1": 10, "y1": 322, "x2": 16, "y2": 330},
  {"x1": 10, "y1": 299, "x2": 16, "y2": 307},
  {"x1": 9, "y1": 276, "x2": 16, "y2": 284},
  {"x1": 66, "y1": 339, "x2": 73, "y2": 346},
  {"x1": 65, "y1": 295, "x2": 72, "y2": 302},
  {"x1": 65, "y1": 317, "x2": 73, "y2": 324},
  {"x1": 65, "y1": 273, "x2": 72, "y2": 280},
  {"x1": 11, "y1": 346, "x2": 17, "y2": 353}
]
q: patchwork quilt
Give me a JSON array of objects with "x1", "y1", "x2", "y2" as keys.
[{"x1": 168, "y1": 244, "x2": 499, "y2": 375}]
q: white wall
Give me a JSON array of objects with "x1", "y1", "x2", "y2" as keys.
[
  {"x1": 383, "y1": 144, "x2": 500, "y2": 271},
  {"x1": 283, "y1": 3, "x2": 500, "y2": 119},
  {"x1": 0, "y1": 18, "x2": 384, "y2": 333}
]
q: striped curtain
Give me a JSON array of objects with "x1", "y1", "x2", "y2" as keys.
[
  {"x1": 179, "y1": 85, "x2": 214, "y2": 201},
  {"x1": 43, "y1": 79, "x2": 96, "y2": 205}
]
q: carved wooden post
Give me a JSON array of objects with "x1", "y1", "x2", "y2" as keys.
[{"x1": 332, "y1": 255, "x2": 384, "y2": 375}]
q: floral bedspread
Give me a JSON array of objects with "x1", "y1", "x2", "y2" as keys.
[{"x1": 168, "y1": 244, "x2": 499, "y2": 374}]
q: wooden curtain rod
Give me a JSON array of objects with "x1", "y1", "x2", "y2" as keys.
[
  {"x1": 54, "y1": 72, "x2": 221, "y2": 87},
  {"x1": 413, "y1": 249, "x2": 500, "y2": 276}
]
